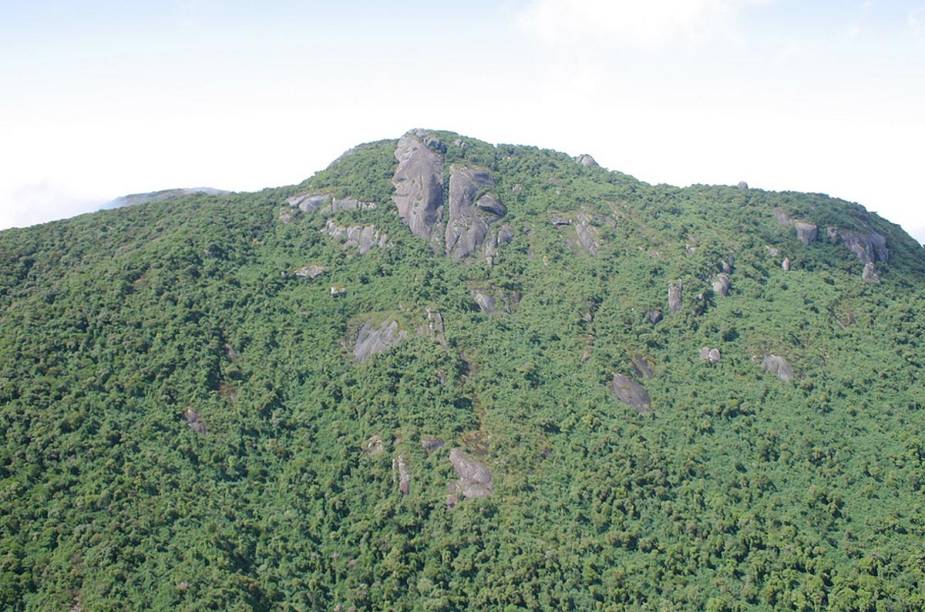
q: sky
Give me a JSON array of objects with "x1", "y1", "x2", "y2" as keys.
[{"x1": 1, "y1": 0, "x2": 923, "y2": 242}]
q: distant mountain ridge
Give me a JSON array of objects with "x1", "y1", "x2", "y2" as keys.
[{"x1": 101, "y1": 187, "x2": 228, "y2": 210}]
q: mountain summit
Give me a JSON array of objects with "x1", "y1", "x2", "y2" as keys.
[{"x1": 1, "y1": 129, "x2": 924, "y2": 609}]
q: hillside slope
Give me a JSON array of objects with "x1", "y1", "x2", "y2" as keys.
[{"x1": 1, "y1": 130, "x2": 924, "y2": 610}]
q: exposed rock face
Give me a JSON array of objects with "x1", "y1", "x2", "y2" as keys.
[
  {"x1": 576, "y1": 154, "x2": 599, "y2": 168},
  {"x1": 294, "y1": 264, "x2": 326, "y2": 280},
  {"x1": 647, "y1": 309, "x2": 663, "y2": 325},
  {"x1": 353, "y1": 320, "x2": 406, "y2": 362},
  {"x1": 574, "y1": 213, "x2": 600, "y2": 255},
  {"x1": 392, "y1": 132, "x2": 445, "y2": 241},
  {"x1": 762, "y1": 354, "x2": 794, "y2": 382},
  {"x1": 329, "y1": 197, "x2": 377, "y2": 214},
  {"x1": 364, "y1": 435, "x2": 384, "y2": 457},
  {"x1": 393, "y1": 455, "x2": 411, "y2": 496},
  {"x1": 447, "y1": 448, "x2": 493, "y2": 503},
  {"x1": 421, "y1": 436, "x2": 445, "y2": 453},
  {"x1": 712, "y1": 274, "x2": 731, "y2": 297},
  {"x1": 472, "y1": 290, "x2": 497, "y2": 315},
  {"x1": 444, "y1": 165, "x2": 507, "y2": 260},
  {"x1": 793, "y1": 222, "x2": 818, "y2": 246},
  {"x1": 425, "y1": 308, "x2": 447, "y2": 346},
  {"x1": 288, "y1": 193, "x2": 331, "y2": 213},
  {"x1": 668, "y1": 282, "x2": 683, "y2": 314},
  {"x1": 324, "y1": 219, "x2": 387, "y2": 254},
  {"x1": 720, "y1": 257, "x2": 735, "y2": 274},
  {"x1": 183, "y1": 409, "x2": 206, "y2": 434},
  {"x1": 737, "y1": 181, "x2": 749, "y2": 191},
  {"x1": 631, "y1": 354, "x2": 655, "y2": 379},
  {"x1": 834, "y1": 230, "x2": 889, "y2": 265},
  {"x1": 279, "y1": 208, "x2": 297, "y2": 224},
  {"x1": 699, "y1": 347, "x2": 721, "y2": 364},
  {"x1": 550, "y1": 215, "x2": 571, "y2": 227},
  {"x1": 330, "y1": 285, "x2": 347, "y2": 298},
  {"x1": 862, "y1": 262, "x2": 880, "y2": 284},
  {"x1": 782, "y1": 257, "x2": 791, "y2": 271},
  {"x1": 609, "y1": 373, "x2": 652, "y2": 414}
]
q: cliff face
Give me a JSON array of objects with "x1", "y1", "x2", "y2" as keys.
[{"x1": 1, "y1": 129, "x2": 924, "y2": 610}]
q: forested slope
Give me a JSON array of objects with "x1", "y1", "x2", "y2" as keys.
[{"x1": 1, "y1": 130, "x2": 924, "y2": 610}]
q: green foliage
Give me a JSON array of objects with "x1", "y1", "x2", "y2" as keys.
[{"x1": 1, "y1": 132, "x2": 924, "y2": 609}]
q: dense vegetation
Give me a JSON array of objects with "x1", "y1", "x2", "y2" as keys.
[{"x1": 1, "y1": 131, "x2": 924, "y2": 610}]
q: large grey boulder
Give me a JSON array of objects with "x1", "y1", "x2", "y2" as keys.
[
  {"x1": 324, "y1": 219, "x2": 387, "y2": 254},
  {"x1": 862, "y1": 262, "x2": 880, "y2": 284},
  {"x1": 288, "y1": 193, "x2": 331, "y2": 213},
  {"x1": 793, "y1": 221, "x2": 819, "y2": 246},
  {"x1": 392, "y1": 132, "x2": 445, "y2": 241},
  {"x1": 472, "y1": 290, "x2": 497, "y2": 315},
  {"x1": 353, "y1": 320, "x2": 407, "y2": 362},
  {"x1": 447, "y1": 448, "x2": 493, "y2": 506},
  {"x1": 576, "y1": 154, "x2": 599, "y2": 167},
  {"x1": 834, "y1": 229, "x2": 889, "y2": 264},
  {"x1": 444, "y1": 165, "x2": 507, "y2": 260},
  {"x1": 668, "y1": 282, "x2": 683, "y2": 314},
  {"x1": 294, "y1": 264, "x2": 326, "y2": 280},
  {"x1": 762, "y1": 354, "x2": 794, "y2": 382},
  {"x1": 631, "y1": 354, "x2": 655, "y2": 379},
  {"x1": 609, "y1": 373, "x2": 652, "y2": 414},
  {"x1": 183, "y1": 409, "x2": 206, "y2": 435},
  {"x1": 647, "y1": 309, "x2": 663, "y2": 325},
  {"x1": 712, "y1": 274, "x2": 731, "y2": 297},
  {"x1": 699, "y1": 347, "x2": 721, "y2": 364},
  {"x1": 425, "y1": 307, "x2": 447, "y2": 346}
]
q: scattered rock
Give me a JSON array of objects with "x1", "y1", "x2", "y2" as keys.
[
  {"x1": 699, "y1": 347, "x2": 721, "y2": 364},
  {"x1": 329, "y1": 197, "x2": 377, "y2": 214},
  {"x1": 447, "y1": 448, "x2": 493, "y2": 503},
  {"x1": 330, "y1": 284, "x2": 347, "y2": 298},
  {"x1": 393, "y1": 455, "x2": 411, "y2": 495},
  {"x1": 294, "y1": 264, "x2": 326, "y2": 280},
  {"x1": 425, "y1": 308, "x2": 447, "y2": 346},
  {"x1": 574, "y1": 213, "x2": 600, "y2": 255},
  {"x1": 445, "y1": 165, "x2": 507, "y2": 260},
  {"x1": 183, "y1": 409, "x2": 206, "y2": 434},
  {"x1": 421, "y1": 436, "x2": 445, "y2": 453},
  {"x1": 647, "y1": 309, "x2": 663, "y2": 325},
  {"x1": 392, "y1": 131, "x2": 445, "y2": 241},
  {"x1": 762, "y1": 354, "x2": 794, "y2": 382},
  {"x1": 323, "y1": 219, "x2": 387, "y2": 254},
  {"x1": 549, "y1": 215, "x2": 572, "y2": 227},
  {"x1": 223, "y1": 343, "x2": 239, "y2": 362},
  {"x1": 631, "y1": 354, "x2": 655, "y2": 379},
  {"x1": 862, "y1": 262, "x2": 880, "y2": 284},
  {"x1": 576, "y1": 154, "x2": 599, "y2": 168},
  {"x1": 668, "y1": 282, "x2": 683, "y2": 314},
  {"x1": 793, "y1": 221, "x2": 819, "y2": 246},
  {"x1": 278, "y1": 208, "x2": 297, "y2": 224},
  {"x1": 782, "y1": 257, "x2": 791, "y2": 271},
  {"x1": 720, "y1": 257, "x2": 735, "y2": 274},
  {"x1": 472, "y1": 290, "x2": 497, "y2": 315},
  {"x1": 353, "y1": 319, "x2": 407, "y2": 362},
  {"x1": 712, "y1": 274, "x2": 731, "y2": 297},
  {"x1": 767, "y1": 246, "x2": 781, "y2": 257},
  {"x1": 609, "y1": 373, "x2": 652, "y2": 414},
  {"x1": 511, "y1": 183, "x2": 523, "y2": 194},
  {"x1": 364, "y1": 435, "x2": 385, "y2": 457},
  {"x1": 737, "y1": 181, "x2": 749, "y2": 191}
]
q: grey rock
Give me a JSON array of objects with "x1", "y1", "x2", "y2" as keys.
[
  {"x1": 550, "y1": 215, "x2": 572, "y2": 227},
  {"x1": 445, "y1": 165, "x2": 506, "y2": 260},
  {"x1": 183, "y1": 408, "x2": 206, "y2": 435},
  {"x1": 421, "y1": 436, "x2": 445, "y2": 453},
  {"x1": 472, "y1": 290, "x2": 497, "y2": 315},
  {"x1": 782, "y1": 257, "x2": 791, "y2": 271},
  {"x1": 329, "y1": 196, "x2": 377, "y2": 213},
  {"x1": 862, "y1": 262, "x2": 880, "y2": 284},
  {"x1": 353, "y1": 319, "x2": 407, "y2": 362},
  {"x1": 767, "y1": 246, "x2": 781, "y2": 257},
  {"x1": 224, "y1": 343, "x2": 239, "y2": 362},
  {"x1": 330, "y1": 285, "x2": 347, "y2": 298},
  {"x1": 425, "y1": 308, "x2": 447, "y2": 346},
  {"x1": 448, "y1": 448, "x2": 493, "y2": 501},
  {"x1": 737, "y1": 181, "x2": 749, "y2": 191},
  {"x1": 793, "y1": 221, "x2": 819, "y2": 245},
  {"x1": 392, "y1": 132, "x2": 445, "y2": 240},
  {"x1": 647, "y1": 309, "x2": 663, "y2": 325},
  {"x1": 712, "y1": 273, "x2": 731, "y2": 297},
  {"x1": 609, "y1": 373, "x2": 652, "y2": 414},
  {"x1": 631, "y1": 354, "x2": 655, "y2": 379},
  {"x1": 364, "y1": 435, "x2": 385, "y2": 457},
  {"x1": 699, "y1": 347, "x2": 721, "y2": 364},
  {"x1": 393, "y1": 455, "x2": 411, "y2": 495},
  {"x1": 576, "y1": 154, "x2": 599, "y2": 167},
  {"x1": 278, "y1": 208, "x2": 297, "y2": 224},
  {"x1": 288, "y1": 193, "x2": 331, "y2": 213},
  {"x1": 668, "y1": 282, "x2": 683, "y2": 314},
  {"x1": 574, "y1": 213, "x2": 600, "y2": 255},
  {"x1": 762, "y1": 354, "x2": 794, "y2": 382},
  {"x1": 294, "y1": 264, "x2": 326, "y2": 280},
  {"x1": 324, "y1": 219, "x2": 387, "y2": 254},
  {"x1": 720, "y1": 257, "x2": 735, "y2": 274},
  {"x1": 836, "y1": 229, "x2": 889, "y2": 264}
]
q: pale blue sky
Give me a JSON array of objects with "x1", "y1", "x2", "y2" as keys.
[{"x1": 1, "y1": 1, "x2": 923, "y2": 241}]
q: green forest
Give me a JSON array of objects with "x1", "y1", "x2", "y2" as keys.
[{"x1": 1, "y1": 130, "x2": 924, "y2": 610}]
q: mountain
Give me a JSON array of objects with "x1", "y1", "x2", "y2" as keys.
[
  {"x1": 101, "y1": 187, "x2": 228, "y2": 210},
  {"x1": 1, "y1": 129, "x2": 924, "y2": 610}
]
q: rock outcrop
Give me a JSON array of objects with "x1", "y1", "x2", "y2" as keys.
[
  {"x1": 288, "y1": 193, "x2": 331, "y2": 213},
  {"x1": 574, "y1": 213, "x2": 600, "y2": 255},
  {"x1": 183, "y1": 409, "x2": 206, "y2": 435},
  {"x1": 609, "y1": 373, "x2": 652, "y2": 414},
  {"x1": 782, "y1": 257, "x2": 791, "y2": 271},
  {"x1": 576, "y1": 154, "x2": 599, "y2": 167},
  {"x1": 472, "y1": 290, "x2": 497, "y2": 315},
  {"x1": 421, "y1": 436, "x2": 445, "y2": 453},
  {"x1": 712, "y1": 274, "x2": 731, "y2": 297},
  {"x1": 699, "y1": 347, "x2": 721, "y2": 364},
  {"x1": 862, "y1": 262, "x2": 880, "y2": 284},
  {"x1": 762, "y1": 354, "x2": 794, "y2": 382},
  {"x1": 294, "y1": 264, "x2": 326, "y2": 280},
  {"x1": 631, "y1": 354, "x2": 655, "y2": 379},
  {"x1": 364, "y1": 435, "x2": 384, "y2": 457},
  {"x1": 668, "y1": 282, "x2": 683, "y2": 314},
  {"x1": 832, "y1": 229, "x2": 889, "y2": 264},
  {"x1": 353, "y1": 320, "x2": 407, "y2": 362},
  {"x1": 392, "y1": 131, "x2": 445, "y2": 241},
  {"x1": 647, "y1": 309, "x2": 663, "y2": 325},
  {"x1": 425, "y1": 308, "x2": 447, "y2": 346},
  {"x1": 324, "y1": 219, "x2": 387, "y2": 254},
  {"x1": 393, "y1": 455, "x2": 411, "y2": 495},
  {"x1": 445, "y1": 165, "x2": 507, "y2": 260},
  {"x1": 774, "y1": 208, "x2": 818, "y2": 245},
  {"x1": 447, "y1": 448, "x2": 493, "y2": 507}
]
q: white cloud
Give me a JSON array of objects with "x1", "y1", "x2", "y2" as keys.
[
  {"x1": 518, "y1": 0, "x2": 768, "y2": 50},
  {"x1": 910, "y1": 7, "x2": 925, "y2": 37},
  {"x1": 0, "y1": 181, "x2": 102, "y2": 230}
]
